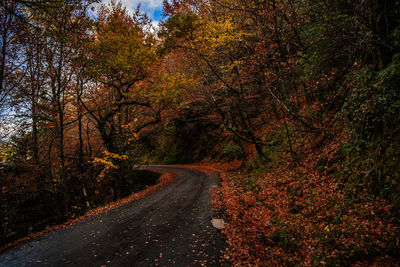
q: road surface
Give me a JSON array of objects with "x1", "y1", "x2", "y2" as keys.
[{"x1": 0, "y1": 166, "x2": 225, "y2": 266}]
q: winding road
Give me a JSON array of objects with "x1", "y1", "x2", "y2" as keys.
[{"x1": 0, "y1": 166, "x2": 225, "y2": 267}]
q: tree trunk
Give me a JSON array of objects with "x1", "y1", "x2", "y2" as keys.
[
  {"x1": 55, "y1": 40, "x2": 68, "y2": 212},
  {"x1": 77, "y1": 77, "x2": 89, "y2": 208},
  {"x1": 0, "y1": 11, "x2": 9, "y2": 94},
  {"x1": 31, "y1": 42, "x2": 41, "y2": 166},
  {"x1": 282, "y1": 109, "x2": 296, "y2": 163}
]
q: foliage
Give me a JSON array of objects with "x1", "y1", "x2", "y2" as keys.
[
  {"x1": 1, "y1": 0, "x2": 400, "y2": 264},
  {"x1": 156, "y1": 0, "x2": 400, "y2": 265},
  {"x1": 221, "y1": 143, "x2": 246, "y2": 162},
  {"x1": 212, "y1": 128, "x2": 400, "y2": 265},
  {"x1": 0, "y1": 0, "x2": 176, "y2": 247},
  {"x1": 91, "y1": 150, "x2": 128, "y2": 169}
]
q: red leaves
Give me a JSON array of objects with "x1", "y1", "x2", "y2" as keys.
[{"x1": 204, "y1": 145, "x2": 399, "y2": 265}]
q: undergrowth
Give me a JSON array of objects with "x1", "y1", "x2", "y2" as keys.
[{"x1": 210, "y1": 116, "x2": 400, "y2": 266}]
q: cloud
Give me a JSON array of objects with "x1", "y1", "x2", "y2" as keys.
[
  {"x1": 151, "y1": 20, "x2": 160, "y2": 29},
  {"x1": 151, "y1": 20, "x2": 160, "y2": 32},
  {"x1": 115, "y1": 0, "x2": 164, "y2": 20}
]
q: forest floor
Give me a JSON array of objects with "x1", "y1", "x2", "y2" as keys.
[{"x1": 0, "y1": 166, "x2": 225, "y2": 267}]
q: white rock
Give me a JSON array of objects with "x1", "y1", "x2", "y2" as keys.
[{"x1": 211, "y1": 218, "x2": 225, "y2": 230}]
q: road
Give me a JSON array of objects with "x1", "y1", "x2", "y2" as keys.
[{"x1": 0, "y1": 166, "x2": 225, "y2": 267}]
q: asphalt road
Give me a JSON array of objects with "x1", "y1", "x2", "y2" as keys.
[{"x1": 0, "y1": 166, "x2": 225, "y2": 267}]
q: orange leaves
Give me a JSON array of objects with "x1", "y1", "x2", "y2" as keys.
[
  {"x1": 207, "y1": 146, "x2": 399, "y2": 265},
  {"x1": 91, "y1": 150, "x2": 129, "y2": 169}
]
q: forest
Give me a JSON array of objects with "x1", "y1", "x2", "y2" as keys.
[{"x1": 1, "y1": 0, "x2": 399, "y2": 265}]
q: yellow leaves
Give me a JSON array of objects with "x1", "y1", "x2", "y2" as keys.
[
  {"x1": 150, "y1": 73, "x2": 197, "y2": 103},
  {"x1": 104, "y1": 150, "x2": 128, "y2": 160},
  {"x1": 121, "y1": 120, "x2": 139, "y2": 130},
  {"x1": 91, "y1": 150, "x2": 128, "y2": 169},
  {"x1": 193, "y1": 15, "x2": 253, "y2": 55},
  {"x1": 128, "y1": 133, "x2": 139, "y2": 144},
  {"x1": 0, "y1": 143, "x2": 16, "y2": 163},
  {"x1": 120, "y1": 122, "x2": 141, "y2": 143},
  {"x1": 220, "y1": 60, "x2": 245, "y2": 74},
  {"x1": 324, "y1": 225, "x2": 330, "y2": 232},
  {"x1": 92, "y1": 157, "x2": 118, "y2": 169}
]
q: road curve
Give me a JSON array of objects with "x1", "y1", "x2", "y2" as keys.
[{"x1": 0, "y1": 166, "x2": 225, "y2": 267}]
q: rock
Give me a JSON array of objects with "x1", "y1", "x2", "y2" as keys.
[{"x1": 211, "y1": 218, "x2": 225, "y2": 230}]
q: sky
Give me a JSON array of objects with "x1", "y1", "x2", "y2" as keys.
[
  {"x1": 106, "y1": 0, "x2": 164, "y2": 23},
  {"x1": 101, "y1": 0, "x2": 165, "y2": 32}
]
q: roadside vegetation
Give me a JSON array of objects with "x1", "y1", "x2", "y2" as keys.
[{"x1": 1, "y1": 0, "x2": 399, "y2": 265}]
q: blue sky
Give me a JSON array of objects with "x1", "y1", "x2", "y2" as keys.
[{"x1": 107, "y1": 0, "x2": 164, "y2": 22}]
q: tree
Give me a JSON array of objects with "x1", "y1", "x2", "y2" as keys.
[
  {"x1": 83, "y1": 1, "x2": 159, "y2": 155},
  {"x1": 0, "y1": 0, "x2": 26, "y2": 140},
  {"x1": 160, "y1": 0, "x2": 308, "y2": 161}
]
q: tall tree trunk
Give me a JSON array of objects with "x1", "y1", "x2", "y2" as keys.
[
  {"x1": 31, "y1": 42, "x2": 41, "y2": 165},
  {"x1": 0, "y1": 11, "x2": 9, "y2": 94},
  {"x1": 86, "y1": 121, "x2": 92, "y2": 156},
  {"x1": 48, "y1": 136, "x2": 54, "y2": 179},
  {"x1": 32, "y1": 93, "x2": 38, "y2": 164},
  {"x1": 77, "y1": 77, "x2": 89, "y2": 208},
  {"x1": 56, "y1": 41, "x2": 68, "y2": 212},
  {"x1": 282, "y1": 109, "x2": 296, "y2": 163}
]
